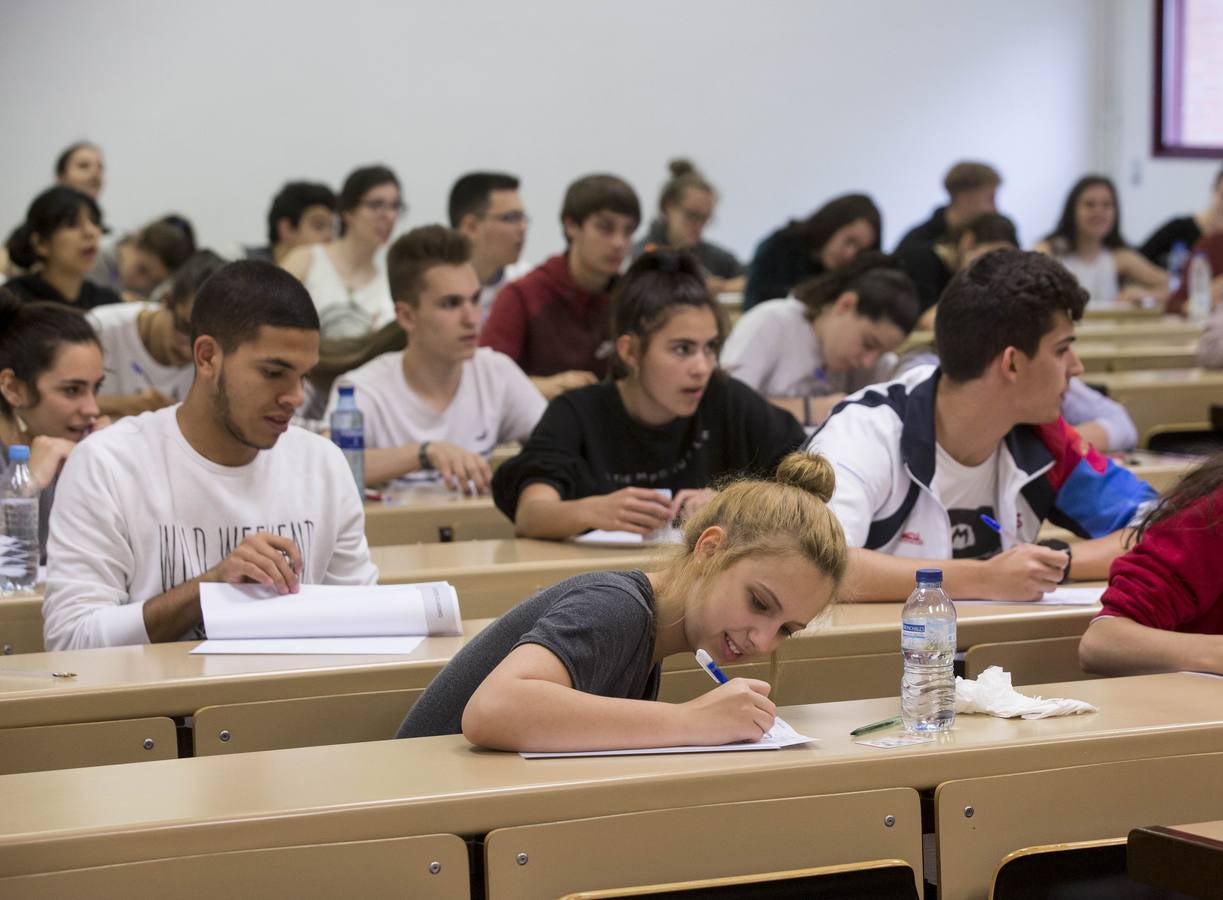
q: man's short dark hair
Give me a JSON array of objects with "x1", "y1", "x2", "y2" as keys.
[
  {"x1": 448, "y1": 172, "x2": 519, "y2": 227},
  {"x1": 387, "y1": 225, "x2": 472, "y2": 306},
  {"x1": 266, "y1": 181, "x2": 336, "y2": 246},
  {"x1": 943, "y1": 161, "x2": 1001, "y2": 197},
  {"x1": 560, "y1": 174, "x2": 640, "y2": 238},
  {"x1": 935, "y1": 249, "x2": 1087, "y2": 383},
  {"x1": 190, "y1": 260, "x2": 320, "y2": 352}
]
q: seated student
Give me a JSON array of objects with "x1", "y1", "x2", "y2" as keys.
[
  {"x1": 1079, "y1": 454, "x2": 1223, "y2": 676},
  {"x1": 397, "y1": 451, "x2": 846, "y2": 748},
  {"x1": 895, "y1": 220, "x2": 1140, "y2": 452},
  {"x1": 282, "y1": 164, "x2": 401, "y2": 340},
  {"x1": 42, "y1": 261, "x2": 378, "y2": 651},
  {"x1": 89, "y1": 250, "x2": 226, "y2": 418},
  {"x1": 908, "y1": 211, "x2": 1017, "y2": 330},
  {"x1": 807, "y1": 249, "x2": 1157, "y2": 602},
  {"x1": 0, "y1": 290, "x2": 106, "y2": 563},
  {"x1": 54, "y1": 141, "x2": 105, "y2": 199},
  {"x1": 88, "y1": 214, "x2": 196, "y2": 302},
  {"x1": 245, "y1": 181, "x2": 337, "y2": 264},
  {"x1": 1035, "y1": 175, "x2": 1169, "y2": 309},
  {"x1": 743, "y1": 193, "x2": 881, "y2": 311},
  {"x1": 448, "y1": 171, "x2": 532, "y2": 323},
  {"x1": 631, "y1": 159, "x2": 745, "y2": 297},
  {"x1": 1138, "y1": 164, "x2": 1223, "y2": 269},
  {"x1": 893, "y1": 161, "x2": 1001, "y2": 313},
  {"x1": 481, "y1": 173, "x2": 640, "y2": 400},
  {"x1": 4, "y1": 187, "x2": 120, "y2": 309},
  {"x1": 1169, "y1": 230, "x2": 1223, "y2": 316},
  {"x1": 1199, "y1": 297, "x2": 1223, "y2": 369},
  {"x1": 721, "y1": 253, "x2": 919, "y2": 428},
  {"x1": 324, "y1": 226, "x2": 544, "y2": 491},
  {"x1": 493, "y1": 250, "x2": 806, "y2": 540}
]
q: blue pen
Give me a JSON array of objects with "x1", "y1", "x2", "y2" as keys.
[
  {"x1": 129, "y1": 361, "x2": 155, "y2": 389},
  {"x1": 695, "y1": 648, "x2": 729, "y2": 685},
  {"x1": 979, "y1": 513, "x2": 1020, "y2": 547}
]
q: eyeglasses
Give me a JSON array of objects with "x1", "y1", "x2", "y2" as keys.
[
  {"x1": 487, "y1": 210, "x2": 529, "y2": 226},
  {"x1": 677, "y1": 207, "x2": 713, "y2": 227},
  {"x1": 361, "y1": 199, "x2": 408, "y2": 217}
]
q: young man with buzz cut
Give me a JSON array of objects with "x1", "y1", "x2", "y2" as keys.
[
  {"x1": 43, "y1": 261, "x2": 378, "y2": 651},
  {"x1": 806, "y1": 248, "x2": 1156, "y2": 602},
  {"x1": 324, "y1": 225, "x2": 544, "y2": 491},
  {"x1": 245, "y1": 180, "x2": 337, "y2": 265},
  {"x1": 480, "y1": 173, "x2": 640, "y2": 400},
  {"x1": 447, "y1": 172, "x2": 532, "y2": 323}
]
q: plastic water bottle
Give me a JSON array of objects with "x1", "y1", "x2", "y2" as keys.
[
  {"x1": 330, "y1": 384, "x2": 365, "y2": 495},
  {"x1": 1, "y1": 446, "x2": 40, "y2": 593},
  {"x1": 901, "y1": 568, "x2": 957, "y2": 732},
  {"x1": 1167, "y1": 241, "x2": 1189, "y2": 295},
  {"x1": 1188, "y1": 252, "x2": 1213, "y2": 321}
]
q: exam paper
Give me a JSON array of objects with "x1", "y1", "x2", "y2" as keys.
[
  {"x1": 191, "y1": 636, "x2": 425, "y2": 655},
  {"x1": 956, "y1": 585, "x2": 1104, "y2": 607},
  {"x1": 193, "y1": 582, "x2": 461, "y2": 654},
  {"x1": 571, "y1": 527, "x2": 683, "y2": 547},
  {"x1": 520, "y1": 716, "x2": 814, "y2": 758}
]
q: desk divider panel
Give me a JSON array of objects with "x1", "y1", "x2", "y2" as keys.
[
  {"x1": 0, "y1": 717, "x2": 177, "y2": 775},
  {"x1": 484, "y1": 787, "x2": 923, "y2": 900},
  {"x1": 0, "y1": 833, "x2": 469, "y2": 900},
  {"x1": 962, "y1": 635, "x2": 1098, "y2": 685},
  {"x1": 935, "y1": 750, "x2": 1223, "y2": 900},
  {"x1": 772, "y1": 653, "x2": 903, "y2": 706}
]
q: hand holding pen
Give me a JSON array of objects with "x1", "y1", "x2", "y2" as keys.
[
  {"x1": 683, "y1": 649, "x2": 776, "y2": 744},
  {"x1": 978, "y1": 514, "x2": 1070, "y2": 599}
]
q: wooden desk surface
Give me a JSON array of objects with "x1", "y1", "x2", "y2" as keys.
[
  {"x1": 1115, "y1": 449, "x2": 1200, "y2": 493},
  {"x1": 0, "y1": 672, "x2": 1217, "y2": 876},
  {"x1": 1082, "y1": 306, "x2": 1164, "y2": 321},
  {"x1": 1083, "y1": 367, "x2": 1223, "y2": 442},
  {"x1": 363, "y1": 482, "x2": 511, "y2": 546},
  {"x1": 902, "y1": 318, "x2": 1202, "y2": 353},
  {"x1": 1075, "y1": 342, "x2": 1200, "y2": 373}
]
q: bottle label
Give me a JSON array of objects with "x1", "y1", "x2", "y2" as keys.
[
  {"x1": 333, "y1": 431, "x2": 364, "y2": 451},
  {"x1": 902, "y1": 622, "x2": 925, "y2": 636},
  {"x1": 901, "y1": 619, "x2": 955, "y2": 651}
]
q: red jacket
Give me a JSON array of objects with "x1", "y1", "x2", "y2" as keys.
[
  {"x1": 479, "y1": 253, "x2": 612, "y2": 377},
  {"x1": 1099, "y1": 488, "x2": 1223, "y2": 634}
]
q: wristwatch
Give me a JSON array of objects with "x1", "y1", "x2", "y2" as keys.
[
  {"x1": 1037, "y1": 538, "x2": 1072, "y2": 584},
  {"x1": 418, "y1": 442, "x2": 433, "y2": 471}
]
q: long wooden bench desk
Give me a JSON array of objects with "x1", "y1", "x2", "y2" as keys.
[
  {"x1": 1075, "y1": 341, "x2": 1200, "y2": 373},
  {"x1": 0, "y1": 590, "x2": 42, "y2": 655},
  {"x1": 0, "y1": 673, "x2": 1218, "y2": 897},
  {"x1": 1081, "y1": 305, "x2": 1165, "y2": 321},
  {"x1": 902, "y1": 317, "x2": 1202, "y2": 353},
  {"x1": 1085, "y1": 367, "x2": 1223, "y2": 443},
  {"x1": 363, "y1": 492, "x2": 512, "y2": 546}
]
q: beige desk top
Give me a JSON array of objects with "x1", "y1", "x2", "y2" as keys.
[
  {"x1": 1086, "y1": 366, "x2": 1223, "y2": 390},
  {"x1": 0, "y1": 672, "x2": 1217, "y2": 875},
  {"x1": 362, "y1": 483, "x2": 511, "y2": 546},
  {"x1": 1076, "y1": 342, "x2": 1200, "y2": 372},
  {"x1": 903, "y1": 318, "x2": 1202, "y2": 353},
  {"x1": 0, "y1": 619, "x2": 492, "y2": 729},
  {"x1": 1082, "y1": 306, "x2": 1164, "y2": 321}
]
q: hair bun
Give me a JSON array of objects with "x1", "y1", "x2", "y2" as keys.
[
  {"x1": 775, "y1": 451, "x2": 836, "y2": 503},
  {"x1": 668, "y1": 158, "x2": 697, "y2": 178}
]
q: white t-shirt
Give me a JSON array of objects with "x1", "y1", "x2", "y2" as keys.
[
  {"x1": 324, "y1": 347, "x2": 545, "y2": 454},
  {"x1": 931, "y1": 443, "x2": 1002, "y2": 560},
  {"x1": 88, "y1": 302, "x2": 195, "y2": 401},
  {"x1": 42, "y1": 406, "x2": 379, "y2": 650},
  {"x1": 719, "y1": 297, "x2": 896, "y2": 397},
  {"x1": 304, "y1": 244, "x2": 394, "y2": 340}
]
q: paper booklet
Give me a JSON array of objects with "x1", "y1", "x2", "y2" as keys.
[
  {"x1": 520, "y1": 716, "x2": 815, "y2": 758},
  {"x1": 955, "y1": 585, "x2": 1105, "y2": 607},
  {"x1": 190, "y1": 581, "x2": 461, "y2": 655}
]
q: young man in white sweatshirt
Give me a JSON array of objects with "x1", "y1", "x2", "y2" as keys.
[{"x1": 43, "y1": 260, "x2": 378, "y2": 650}]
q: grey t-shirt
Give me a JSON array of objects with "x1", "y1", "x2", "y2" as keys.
[{"x1": 395, "y1": 570, "x2": 660, "y2": 739}]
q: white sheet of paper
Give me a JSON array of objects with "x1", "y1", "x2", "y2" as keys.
[
  {"x1": 956, "y1": 585, "x2": 1104, "y2": 607},
  {"x1": 520, "y1": 716, "x2": 814, "y2": 758},
  {"x1": 190, "y1": 636, "x2": 425, "y2": 655}
]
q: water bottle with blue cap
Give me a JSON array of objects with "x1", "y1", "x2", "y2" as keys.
[{"x1": 900, "y1": 568, "x2": 957, "y2": 732}]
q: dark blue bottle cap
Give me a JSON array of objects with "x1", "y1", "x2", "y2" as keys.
[
  {"x1": 338, "y1": 384, "x2": 354, "y2": 396},
  {"x1": 916, "y1": 568, "x2": 943, "y2": 584}
]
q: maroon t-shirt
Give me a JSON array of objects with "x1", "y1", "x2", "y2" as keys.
[{"x1": 479, "y1": 253, "x2": 613, "y2": 377}]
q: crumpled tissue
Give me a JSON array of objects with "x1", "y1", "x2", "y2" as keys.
[{"x1": 955, "y1": 666, "x2": 1097, "y2": 719}]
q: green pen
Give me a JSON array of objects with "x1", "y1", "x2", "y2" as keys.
[{"x1": 850, "y1": 715, "x2": 902, "y2": 737}]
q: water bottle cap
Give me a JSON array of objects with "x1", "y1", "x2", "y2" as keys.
[
  {"x1": 7, "y1": 445, "x2": 30, "y2": 463},
  {"x1": 916, "y1": 568, "x2": 943, "y2": 585},
  {"x1": 338, "y1": 384, "x2": 354, "y2": 396}
]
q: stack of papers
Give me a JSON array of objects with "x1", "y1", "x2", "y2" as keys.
[
  {"x1": 521, "y1": 717, "x2": 814, "y2": 758},
  {"x1": 191, "y1": 581, "x2": 461, "y2": 655}
]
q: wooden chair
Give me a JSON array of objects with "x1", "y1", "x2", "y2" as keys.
[
  {"x1": 0, "y1": 717, "x2": 177, "y2": 775},
  {"x1": 936, "y1": 751, "x2": 1223, "y2": 899},
  {"x1": 0, "y1": 833, "x2": 469, "y2": 899},
  {"x1": 193, "y1": 687, "x2": 421, "y2": 755},
  {"x1": 963, "y1": 635, "x2": 1098, "y2": 685},
  {"x1": 485, "y1": 788, "x2": 922, "y2": 899},
  {"x1": 986, "y1": 838, "x2": 1161, "y2": 900}
]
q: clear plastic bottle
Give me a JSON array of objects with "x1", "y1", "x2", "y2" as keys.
[
  {"x1": 1167, "y1": 241, "x2": 1189, "y2": 295},
  {"x1": 1, "y1": 445, "x2": 40, "y2": 593},
  {"x1": 1188, "y1": 252, "x2": 1213, "y2": 322},
  {"x1": 900, "y1": 568, "x2": 957, "y2": 732},
  {"x1": 329, "y1": 384, "x2": 365, "y2": 495}
]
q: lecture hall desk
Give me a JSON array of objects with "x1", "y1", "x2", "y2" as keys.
[
  {"x1": 0, "y1": 673, "x2": 1219, "y2": 894},
  {"x1": 1128, "y1": 819, "x2": 1223, "y2": 896},
  {"x1": 1075, "y1": 341, "x2": 1200, "y2": 373},
  {"x1": 1086, "y1": 367, "x2": 1223, "y2": 444},
  {"x1": 901, "y1": 317, "x2": 1203, "y2": 354}
]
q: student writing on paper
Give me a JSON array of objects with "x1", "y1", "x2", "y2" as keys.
[
  {"x1": 493, "y1": 249, "x2": 806, "y2": 540},
  {"x1": 1079, "y1": 454, "x2": 1223, "y2": 676},
  {"x1": 323, "y1": 226, "x2": 544, "y2": 491},
  {"x1": 806, "y1": 249, "x2": 1156, "y2": 602},
  {"x1": 397, "y1": 452, "x2": 846, "y2": 752},
  {"x1": 42, "y1": 261, "x2": 378, "y2": 650}
]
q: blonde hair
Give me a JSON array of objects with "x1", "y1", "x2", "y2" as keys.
[{"x1": 661, "y1": 452, "x2": 848, "y2": 612}]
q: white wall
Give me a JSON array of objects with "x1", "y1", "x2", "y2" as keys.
[
  {"x1": 2, "y1": 0, "x2": 1109, "y2": 263},
  {"x1": 1109, "y1": 0, "x2": 1221, "y2": 245}
]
